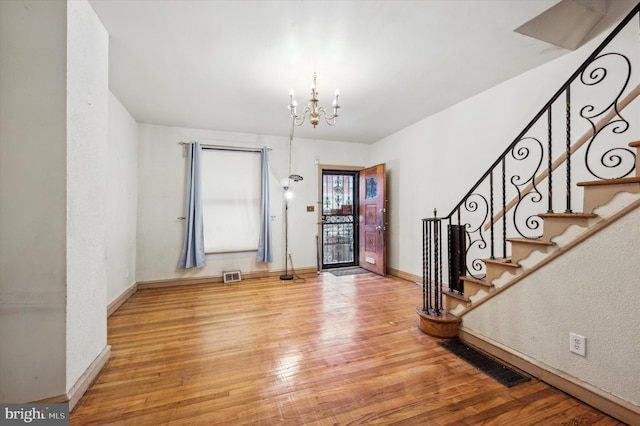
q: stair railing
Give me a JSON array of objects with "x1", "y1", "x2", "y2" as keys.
[{"x1": 421, "y1": 4, "x2": 639, "y2": 316}]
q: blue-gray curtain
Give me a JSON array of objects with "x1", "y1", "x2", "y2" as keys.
[
  {"x1": 256, "y1": 147, "x2": 273, "y2": 263},
  {"x1": 178, "y1": 142, "x2": 206, "y2": 268}
]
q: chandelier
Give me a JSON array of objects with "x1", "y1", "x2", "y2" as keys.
[{"x1": 289, "y1": 73, "x2": 340, "y2": 127}]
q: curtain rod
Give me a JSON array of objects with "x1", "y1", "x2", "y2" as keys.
[{"x1": 178, "y1": 141, "x2": 270, "y2": 153}]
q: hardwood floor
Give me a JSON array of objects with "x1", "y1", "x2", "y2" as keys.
[{"x1": 71, "y1": 272, "x2": 623, "y2": 425}]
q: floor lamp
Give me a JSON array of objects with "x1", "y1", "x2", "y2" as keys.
[
  {"x1": 280, "y1": 115, "x2": 303, "y2": 280},
  {"x1": 280, "y1": 174, "x2": 303, "y2": 281},
  {"x1": 280, "y1": 180, "x2": 293, "y2": 280}
]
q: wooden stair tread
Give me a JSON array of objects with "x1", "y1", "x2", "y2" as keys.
[
  {"x1": 506, "y1": 237, "x2": 555, "y2": 246},
  {"x1": 460, "y1": 276, "x2": 492, "y2": 287},
  {"x1": 483, "y1": 257, "x2": 520, "y2": 268},
  {"x1": 577, "y1": 176, "x2": 640, "y2": 186},
  {"x1": 537, "y1": 212, "x2": 597, "y2": 219},
  {"x1": 444, "y1": 290, "x2": 470, "y2": 303}
]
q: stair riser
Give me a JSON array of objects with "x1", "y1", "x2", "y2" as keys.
[
  {"x1": 511, "y1": 243, "x2": 553, "y2": 264},
  {"x1": 542, "y1": 218, "x2": 591, "y2": 241},
  {"x1": 444, "y1": 296, "x2": 468, "y2": 312},
  {"x1": 464, "y1": 281, "x2": 494, "y2": 298},
  {"x1": 582, "y1": 183, "x2": 640, "y2": 213},
  {"x1": 486, "y1": 265, "x2": 519, "y2": 283}
]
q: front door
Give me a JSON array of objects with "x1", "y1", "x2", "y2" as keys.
[
  {"x1": 321, "y1": 171, "x2": 358, "y2": 269},
  {"x1": 359, "y1": 164, "x2": 386, "y2": 275}
]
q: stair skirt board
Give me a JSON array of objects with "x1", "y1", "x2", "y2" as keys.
[
  {"x1": 439, "y1": 339, "x2": 530, "y2": 388},
  {"x1": 459, "y1": 328, "x2": 640, "y2": 425}
]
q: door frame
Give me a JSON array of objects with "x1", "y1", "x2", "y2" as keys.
[{"x1": 317, "y1": 165, "x2": 364, "y2": 271}]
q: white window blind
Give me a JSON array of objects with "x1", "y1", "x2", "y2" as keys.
[{"x1": 200, "y1": 149, "x2": 261, "y2": 253}]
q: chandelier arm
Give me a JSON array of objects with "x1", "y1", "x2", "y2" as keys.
[
  {"x1": 292, "y1": 114, "x2": 306, "y2": 127},
  {"x1": 316, "y1": 107, "x2": 338, "y2": 125},
  {"x1": 292, "y1": 106, "x2": 314, "y2": 127}
]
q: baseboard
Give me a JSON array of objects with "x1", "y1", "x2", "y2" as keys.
[
  {"x1": 31, "y1": 393, "x2": 68, "y2": 405},
  {"x1": 138, "y1": 268, "x2": 318, "y2": 290},
  {"x1": 107, "y1": 282, "x2": 138, "y2": 317},
  {"x1": 387, "y1": 267, "x2": 421, "y2": 284},
  {"x1": 32, "y1": 345, "x2": 111, "y2": 411},
  {"x1": 67, "y1": 345, "x2": 111, "y2": 411},
  {"x1": 459, "y1": 327, "x2": 640, "y2": 425}
]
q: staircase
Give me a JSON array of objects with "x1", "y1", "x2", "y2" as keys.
[
  {"x1": 416, "y1": 4, "x2": 640, "y2": 336},
  {"x1": 442, "y1": 154, "x2": 640, "y2": 320},
  {"x1": 416, "y1": 156, "x2": 640, "y2": 337},
  {"x1": 415, "y1": 6, "x2": 640, "y2": 423}
]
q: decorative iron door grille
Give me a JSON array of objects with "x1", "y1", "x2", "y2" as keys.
[{"x1": 321, "y1": 172, "x2": 358, "y2": 268}]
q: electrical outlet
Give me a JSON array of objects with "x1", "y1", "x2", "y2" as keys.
[{"x1": 569, "y1": 332, "x2": 586, "y2": 357}]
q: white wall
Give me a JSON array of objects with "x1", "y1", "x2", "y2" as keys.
[
  {"x1": 0, "y1": 0, "x2": 68, "y2": 402},
  {"x1": 107, "y1": 93, "x2": 138, "y2": 304},
  {"x1": 66, "y1": 0, "x2": 110, "y2": 390},
  {"x1": 136, "y1": 124, "x2": 369, "y2": 282},
  {"x1": 0, "y1": 0, "x2": 113, "y2": 403},
  {"x1": 463, "y1": 207, "x2": 640, "y2": 405},
  {"x1": 369, "y1": 9, "x2": 639, "y2": 278}
]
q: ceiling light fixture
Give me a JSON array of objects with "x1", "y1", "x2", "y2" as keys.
[{"x1": 289, "y1": 72, "x2": 340, "y2": 127}]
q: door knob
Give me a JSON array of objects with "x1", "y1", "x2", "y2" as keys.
[{"x1": 376, "y1": 225, "x2": 382, "y2": 231}]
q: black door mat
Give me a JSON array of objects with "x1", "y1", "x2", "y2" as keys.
[
  {"x1": 439, "y1": 339, "x2": 530, "y2": 387},
  {"x1": 329, "y1": 267, "x2": 371, "y2": 276}
]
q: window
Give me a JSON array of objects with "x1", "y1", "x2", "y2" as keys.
[{"x1": 200, "y1": 149, "x2": 261, "y2": 253}]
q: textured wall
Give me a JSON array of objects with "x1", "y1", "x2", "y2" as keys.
[
  {"x1": 107, "y1": 93, "x2": 138, "y2": 305},
  {"x1": 65, "y1": 0, "x2": 109, "y2": 391},
  {"x1": 463, "y1": 206, "x2": 640, "y2": 405}
]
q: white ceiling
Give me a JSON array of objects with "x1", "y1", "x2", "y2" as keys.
[{"x1": 88, "y1": 0, "x2": 618, "y2": 144}]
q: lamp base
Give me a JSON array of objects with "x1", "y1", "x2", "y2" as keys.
[{"x1": 279, "y1": 274, "x2": 293, "y2": 280}]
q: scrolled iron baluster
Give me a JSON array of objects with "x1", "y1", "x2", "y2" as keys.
[
  {"x1": 462, "y1": 193, "x2": 488, "y2": 279},
  {"x1": 580, "y1": 53, "x2": 634, "y2": 179},
  {"x1": 509, "y1": 137, "x2": 544, "y2": 238},
  {"x1": 579, "y1": 53, "x2": 630, "y2": 119}
]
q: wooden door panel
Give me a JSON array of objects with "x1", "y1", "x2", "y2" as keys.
[{"x1": 364, "y1": 205, "x2": 377, "y2": 225}]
